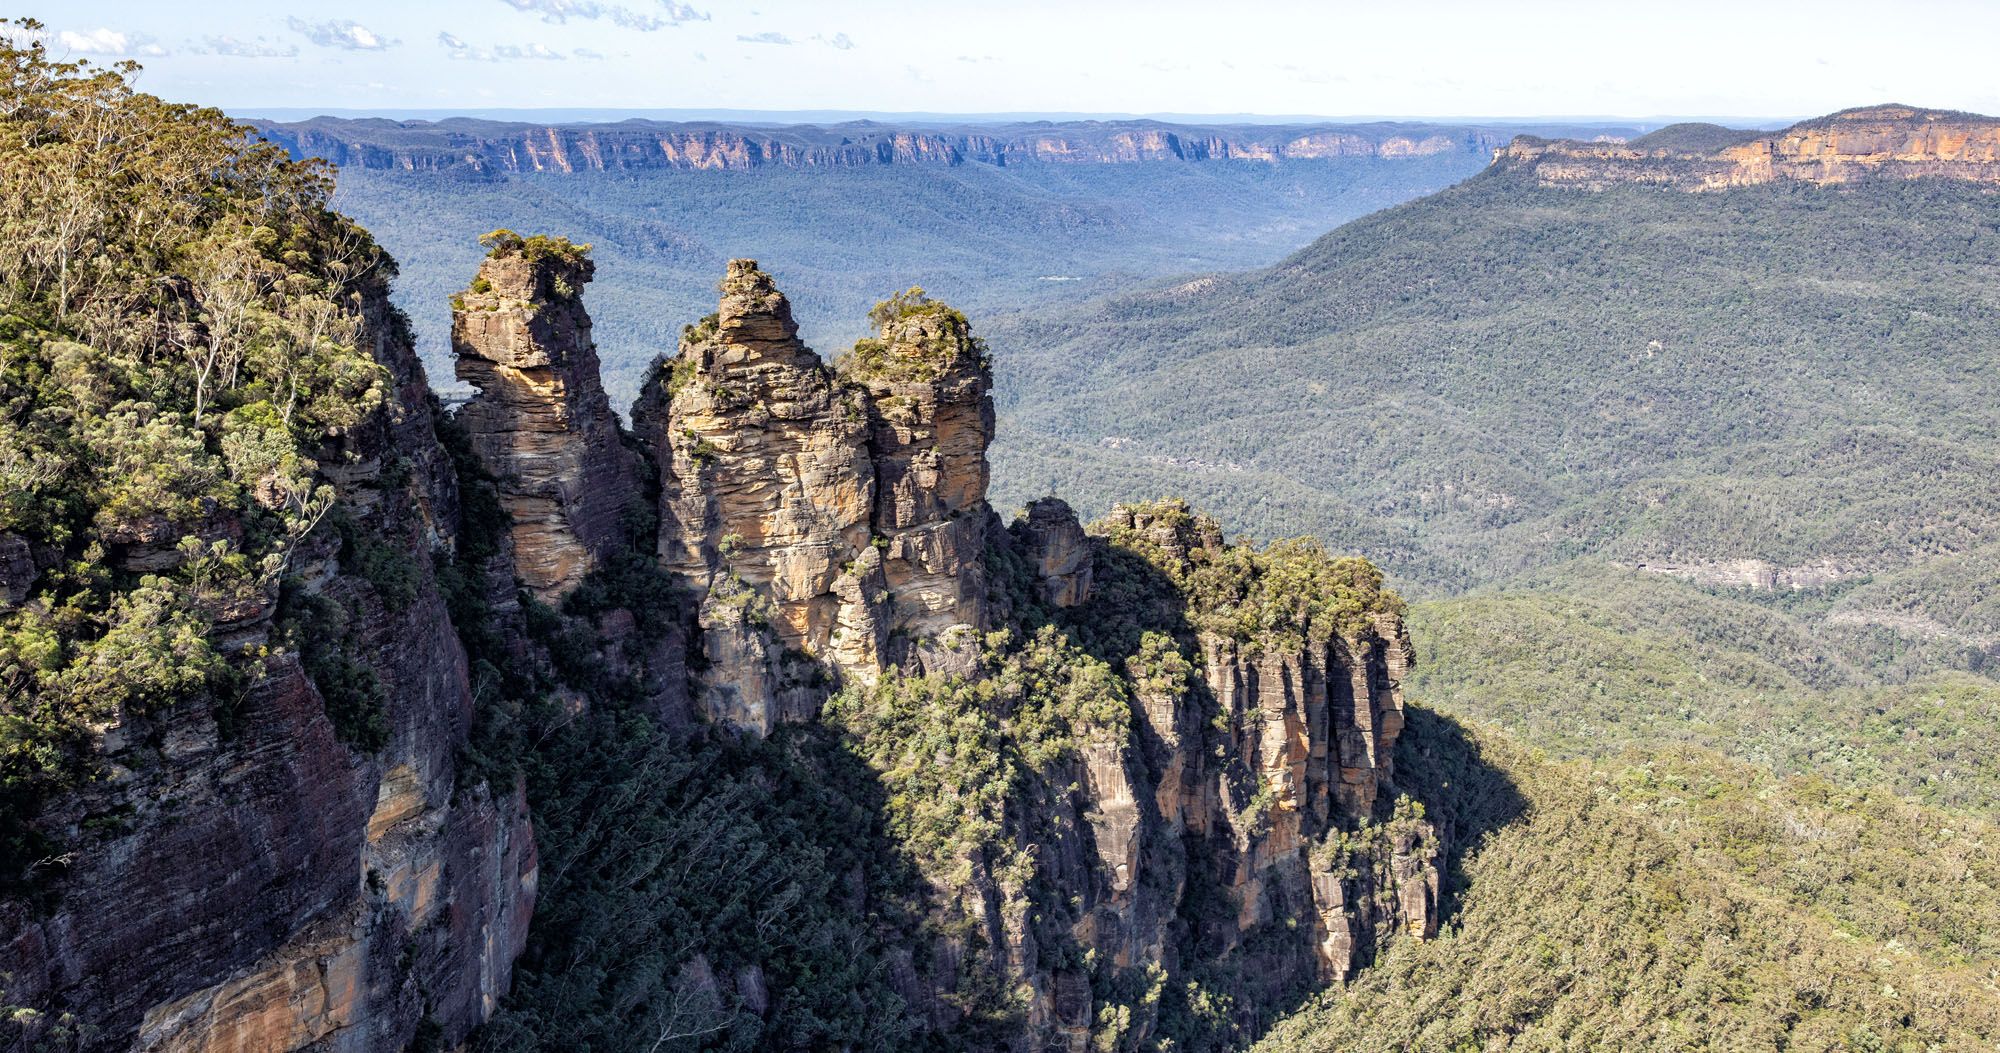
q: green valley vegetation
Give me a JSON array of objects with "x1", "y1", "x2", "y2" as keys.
[
  {"x1": 986, "y1": 166, "x2": 2000, "y2": 618},
  {"x1": 0, "y1": 22, "x2": 393, "y2": 884},
  {"x1": 300, "y1": 144, "x2": 1500, "y2": 408}
]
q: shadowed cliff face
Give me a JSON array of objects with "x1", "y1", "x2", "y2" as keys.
[
  {"x1": 1498, "y1": 104, "x2": 2000, "y2": 190},
  {"x1": 0, "y1": 277, "x2": 537, "y2": 1053}
]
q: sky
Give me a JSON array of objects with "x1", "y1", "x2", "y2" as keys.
[{"x1": 39, "y1": 0, "x2": 2000, "y2": 120}]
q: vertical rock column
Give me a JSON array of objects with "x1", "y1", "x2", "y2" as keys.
[
  {"x1": 452, "y1": 237, "x2": 638, "y2": 602},
  {"x1": 839, "y1": 293, "x2": 997, "y2": 673},
  {"x1": 633, "y1": 260, "x2": 885, "y2": 733}
]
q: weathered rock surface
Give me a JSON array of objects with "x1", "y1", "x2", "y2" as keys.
[
  {"x1": 841, "y1": 296, "x2": 996, "y2": 671},
  {"x1": 1498, "y1": 104, "x2": 2000, "y2": 190},
  {"x1": 453, "y1": 239, "x2": 640, "y2": 601},
  {"x1": 634, "y1": 260, "x2": 883, "y2": 732},
  {"x1": 0, "y1": 278, "x2": 535, "y2": 1053},
  {"x1": 634, "y1": 263, "x2": 1000, "y2": 731},
  {"x1": 1016, "y1": 497, "x2": 1094, "y2": 609},
  {"x1": 255, "y1": 117, "x2": 1514, "y2": 175}
]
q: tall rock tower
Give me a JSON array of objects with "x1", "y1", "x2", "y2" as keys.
[
  {"x1": 632, "y1": 263, "x2": 997, "y2": 733},
  {"x1": 452, "y1": 232, "x2": 639, "y2": 601}
]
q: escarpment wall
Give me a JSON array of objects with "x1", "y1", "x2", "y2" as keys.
[
  {"x1": 1498, "y1": 104, "x2": 2000, "y2": 190},
  {"x1": 255, "y1": 118, "x2": 1515, "y2": 175},
  {"x1": 0, "y1": 279, "x2": 536, "y2": 1053}
]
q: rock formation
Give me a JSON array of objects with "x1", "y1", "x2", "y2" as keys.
[
  {"x1": 1497, "y1": 104, "x2": 2000, "y2": 190},
  {"x1": 453, "y1": 233, "x2": 640, "y2": 601},
  {"x1": 840, "y1": 292, "x2": 996, "y2": 673},
  {"x1": 633, "y1": 264, "x2": 999, "y2": 732},
  {"x1": 0, "y1": 244, "x2": 1437, "y2": 1053},
  {"x1": 255, "y1": 118, "x2": 1512, "y2": 176},
  {"x1": 0, "y1": 274, "x2": 536, "y2": 1053}
]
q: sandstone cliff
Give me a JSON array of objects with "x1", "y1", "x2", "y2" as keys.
[
  {"x1": 0, "y1": 276, "x2": 535, "y2": 1053},
  {"x1": 1496, "y1": 104, "x2": 2000, "y2": 190},
  {"x1": 254, "y1": 117, "x2": 1514, "y2": 175},
  {"x1": 452, "y1": 233, "x2": 641, "y2": 601}
]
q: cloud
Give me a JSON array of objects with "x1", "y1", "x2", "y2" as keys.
[
  {"x1": 287, "y1": 17, "x2": 398, "y2": 50},
  {"x1": 500, "y1": 0, "x2": 708, "y2": 31},
  {"x1": 58, "y1": 27, "x2": 168, "y2": 57},
  {"x1": 439, "y1": 32, "x2": 568, "y2": 62},
  {"x1": 737, "y1": 31, "x2": 792, "y2": 45},
  {"x1": 812, "y1": 32, "x2": 855, "y2": 50},
  {"x1": 194, "y1": 36, "x2": 300, "y2": 58},
  {"x1": 573, "y1": 47, "x2": 607, "y2": 59}
]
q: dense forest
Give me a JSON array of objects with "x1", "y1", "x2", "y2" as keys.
[
  {"x1": 322, "y1": 153, "x2": 1491, "y2": 406},
  {"x1": 987, "y1": 172, "x2": 2000, "y2": 593}
]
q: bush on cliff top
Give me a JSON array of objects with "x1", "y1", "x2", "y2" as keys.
[
  {"x1": 837, "y1": 286, "x2": 989, "y2": 384},
  {"x1": 0, "y1": 25, "x2": 390, "y2": 881}
]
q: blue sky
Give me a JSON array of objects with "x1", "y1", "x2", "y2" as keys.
[{"x1": 42, "y1": 0, "x2": 2000, "y2": 119}]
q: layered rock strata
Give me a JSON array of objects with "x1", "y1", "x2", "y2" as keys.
[
  {"x1": 1498, "y1": 104, "x2": 2000, "y2": 190},
  {"x1": 453, "y1": 237, "x2": 640, "y2": 601},
  {"x1": 256, "y1": 118, "x2": 1514, "y2": 175},
  {"x1": 0, "y1": 277, "x2": 536, "y2": 1053},
  {"x1": 633, "y1": 263, "x2": 999, "y2": 731}
]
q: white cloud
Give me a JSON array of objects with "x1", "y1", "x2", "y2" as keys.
[
  {"x1": 58, "y1": 27, "x2": 168, "y2": 57},
  {"x1": 287, "y1": 17, "x2": 398, "y2": 51},
  {"x1": 738, "y1": 31, "x2": 792, "y2": 45},
  {"x1": 439, "y1": 32, "x2": 567, "y2": 62},
  {"x1": 812, "y1": 32, "x2": 855, "y2": 50},
  {"x1": 573, "y1": 47, "x2": 607, "y2": 59},
  {"x1": 196, "y1": 36, "x2": 299, "y2": 58},
  {"x1": 499, "y1": 0, "x2": 707, "y2": 31}
]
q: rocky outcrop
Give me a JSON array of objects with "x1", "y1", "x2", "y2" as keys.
[
  {"x1": 453, "y1": 235, "x2": 640, "y2": 601},
  {"x1": 0, "y1": 277, "x2": 535, "y2": 1053},
  {"x1": 1016, "y1": 497, "x2": 1093, "y2": 608},
  {"x1": 841, "y1": 294, "x2": 996, "y2": 672},
  {"x1": 256, "y1": 117, "x2": 1515, "y2": 176},
  {"x1": 633, "y1": 260, "x2": 884, "y2": 732},
  {"x1": 1095, "y1": 501, "x2": 1435, "y2": 985},
  {"x1": 634, "y1": 264, "x2": 999, "y2": 732},
  {"x1": 1497, "y1": 104, "x2": 2000, "y2": 190}
]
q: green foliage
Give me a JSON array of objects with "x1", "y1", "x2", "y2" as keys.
[
  {"x1": 1408, "y1": 566, "x2": 2000, "y2": 812},
  {"x1": 0, "y1": 28, "x2": 392, "y2": 870},
  {"x1": 836, "y1": 287, "x2": 988, "y2": 385},
  {"x1": 478, "y1": 228, "x2": 592, "y2": 267},
  {"x1": 990, "y1": 172, "x2": 2000, "y2": 608},
  {"x1": 277, "y1": 591, "x2": 389, "y2": 752},
  {"x1": 1255, "y1": 707, "x2": 2000, "y2": 1052}
]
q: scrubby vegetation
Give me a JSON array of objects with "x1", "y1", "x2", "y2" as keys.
[
  {"x1": 1256, "y1": 709, "x2": 2000, "y2": 1052},
  {"x1": 989, "y1": 168, "x2": 2000, "y2": 619},
  {"x1": 0, "y1": 25, "x2": 390, "y2": 881},
  {"x1": 837, "y1": 287, "x2": 990, "y2": 384}
]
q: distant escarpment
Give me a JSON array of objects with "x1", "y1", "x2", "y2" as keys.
[
  {"x1": 254, "y1": 116, "x2": 1515, "y2": 174},
  {"x1": 1496, "y1": 104, "x2": 2000, "y2": 189}
]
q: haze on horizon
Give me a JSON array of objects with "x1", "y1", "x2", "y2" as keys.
[{"x1": 40, "y1": 0, "x2": 2000, "y2": 122}]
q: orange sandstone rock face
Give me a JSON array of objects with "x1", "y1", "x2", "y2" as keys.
[
  {"x1": 633, "y1": 262, "x2": 1000, "y2": 733},
  {"x1": 452, "y1": 241, "x2": 641, "y2": 602},
  {"x1": 1497, "y1": 104, "x2": 2000, "y2": 191}
]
